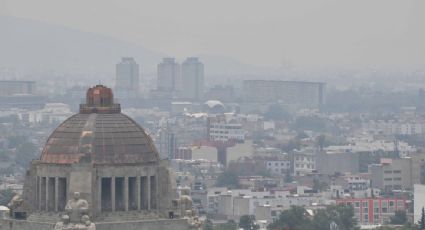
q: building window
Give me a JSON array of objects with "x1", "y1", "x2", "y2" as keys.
[
  {"x1": 382, "y1": 201, "x2": 387, "y2": 208},
  {"x1": 374, "y1": 201, "x2": 379, "y2": 208}
]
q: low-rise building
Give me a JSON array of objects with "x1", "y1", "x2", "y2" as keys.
[
  {"x1": 293, "y1": 149, "x2": 316, "y2": 176},
  {"x1": 208, "y1": 115, "x2": 245, "y2": 142},
  {"x1": 316, "y1": 151, "x2": 360, "y2": 175},
  {"x1": 266, "y1": 160, "x2": 291, "y2": 175},
  {"x1": 369, "y1": 156, "x2": 424, "y2": 192},
  {"x1": 336, "y1": 198, "x2": 408, "y2": 226}
]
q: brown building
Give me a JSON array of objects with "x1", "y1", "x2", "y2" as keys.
[{"x1": 2, "y1": 85, "x2": 192, "y2": 230}]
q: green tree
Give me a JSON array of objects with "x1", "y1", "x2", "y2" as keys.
[
  {"x1": 7, "y1": 136, "x2": 27, "y2": 149},
  {"x1": 15, "y1": 142, "x2": 38, "y2": 168},
  {"x1": 376, "y1": 223, "x2": 419, "y2": 230},
  {"x1": 280, "y1": 139, "x2": 301, "y2": 152},
  {"x1": 217, "y1": 220, "x2": 237, "y2": 230},
  {"x1": 203, "y1": 219, "x2": 214, "y2": 230},
  {"x1": 293, "y1": 116, "x2": 326, "y2": 132},
  {"x1": 284, "y1": 172, "x2": 293, "y2": 183},
  {"x1": 404, "y1": 222, "x2": 420, "y2": 230},
  {"x1": 216, "y1": 171, "x2": 240, "y2": 189},
  {"x1": 313, "y1": 178, "x2": 328, "y2": 192},
  {"x1": 0, "y1": 189, "x2": 16, "y2": 206},
  {"x1": 296, "y1": 131, "x2": 308, "y2": 139},
  {"x1": 264, "y1": 104, "x2": 291, "y2": 121},
  {"x1": 258, "y1": 170, "x2": 272, "y2": 178},
  {"x1": 324, "y1": 204, "x2": 357, "y2": 230},
  {"x1": 0, "y1": 150, "x2": 10, "y2": 161},
  {"x1": 316, "y1": 134, "x2": 326, "y2": 151},
  {"x1": 0, "y1": 166, "x2": 15, "y2": 176},
  {"x1": 268, "y1": 205, "x2": 358, "y2": 230},
  {"x1": 310, "y1": 209, "x2": 330, "y2": 230},
  {"x1": 268, "y1": 206, "x2": 311, "y2": 230},
  {"x1": 390, "y1": 210, "x2": 407, "y2": 225},
  {"x1": 239, "y1": 215, "x2": 259, "y2": 230}
]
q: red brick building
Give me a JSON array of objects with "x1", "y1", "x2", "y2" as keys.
[{"x1": 336, "y1": 198, "x2": 407, "y2": 225}]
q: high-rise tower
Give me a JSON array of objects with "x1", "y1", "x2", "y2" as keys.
[
  {"x1": 181, "y1": 57, "x2": 204, "y2": 101},
  {"x1": 115, "y1": 57, "x2": 139, "y2": 98},
  {"x1": 157, "y1": 58, "x2": 181, "y2": 92}
]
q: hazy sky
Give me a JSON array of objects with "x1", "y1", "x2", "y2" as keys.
[{"x1": 1, "y1": 0, "x2": 424, "y2": 71}]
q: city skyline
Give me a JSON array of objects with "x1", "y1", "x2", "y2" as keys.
[
  {"x1": 1, "y1": 0, "x2": 425, "y2": 72},
  {"x1": 1, "y1": 1, "x2": 425, "y2": 230}
]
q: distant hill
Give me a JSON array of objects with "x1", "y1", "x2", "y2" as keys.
[
  {"x1": 0, "y1": 16, "x2": 163, "y2": 76},
  {"x1": 0, "y1": 16, "x2": 265, "y2": 79}
]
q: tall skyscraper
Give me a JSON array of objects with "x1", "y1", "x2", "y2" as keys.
[
  {"x1": 157, "y1": 58, "x2": 181, "y2": 91},
  {"x1": 181, "y1": 57, "x2": 204, "y2": 101},
  {"x1": 115, "y1": 57, "x2": 140, "y2": 97}
]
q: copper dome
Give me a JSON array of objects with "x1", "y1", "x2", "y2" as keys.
[{"x1": 40, "y1": 85, "x2": 159, "y2": 164}]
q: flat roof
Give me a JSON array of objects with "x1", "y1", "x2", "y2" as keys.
[
  {"x1": 0, "y1": 80, "x2": 35, "y2": 84},
  {"x1": 243, "y1": 79, "x2": 326, "y2": 85}
]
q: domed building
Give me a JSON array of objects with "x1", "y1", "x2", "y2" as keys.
[
  {"x1": 2, "y1": 85, "x2": 194, "y2": 230},
  {"x1": 203, "y1": 100, "x2": 225, "y2": 114}
]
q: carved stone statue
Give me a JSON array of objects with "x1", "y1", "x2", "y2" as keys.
[
  {"x1": 180, "y1": 187, "x2": 193, "y2": 217},
  {"x1": 54, "y1": 215, "x2": 74, "y2": 230},
  {"x1": 180, "y1": 196, "x2": 193, "y2": 216},
  {"x1": 179, "y1": 187, "x2": 201, "y2": 229},
  {"x1": 187, "y1": 213, "x2": 202, "y2": 230},
  {"x1": 7, "y1": 194, "x2": 23, "y2": 210},
  {"x1": 65, "y1": 192, "x2": 89, "y2": 223},
  {"x1": 54, "y1": 212, "x2": 96, "y2": 230},
  {"x1": 75, "y1": 215, "x2": 96, "y2": 230},
  {"x1": 65, "y1": 192, "x2": 89, "y2": 211},
  {"x1": 7, "y1": 194, "x2": 27, "y2": 219}
]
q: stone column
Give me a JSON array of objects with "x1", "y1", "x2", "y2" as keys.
[
  {"x1": 54, "y1": 177, "x2": 59, "y2": 212},
  {"x1": 38, "y1": 176, "x2": 42, "y2": 211},
  {"x1": 97, "y1": 177, "x2": 102, "y2": 213},
  {"x1": 124, "y1": 177, "x2": 129, "y2": 211},
  {"x1": 111, "y1": 177, "x2": 116, "y2": 212},
  {"x1": 45, "y1": 176, "x2": 49, "y2": 211},
  {"x1": 147, "y1": 175, "x2": 151, "y2": 210},
  {"x1": 151, "y1": 175, "x2": 157, "y2": 210},
  {"x1": 136, "y1": 176, "x2": 141, "y2": 211}
]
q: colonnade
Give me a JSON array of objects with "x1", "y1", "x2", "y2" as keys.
[
  {"x1": 99, "y1": 175, "x2": 157, "y2": 212},
  {"x1": 36, "y1": 174, "x2": 157, "y2": 213},
  {"x1": 37, "y1": 176, "x2": 67, "y2": 212}
]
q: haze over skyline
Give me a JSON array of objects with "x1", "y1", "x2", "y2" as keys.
[{"x1": 1, "y1": 0, "x2": 424, "y2": 72}]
